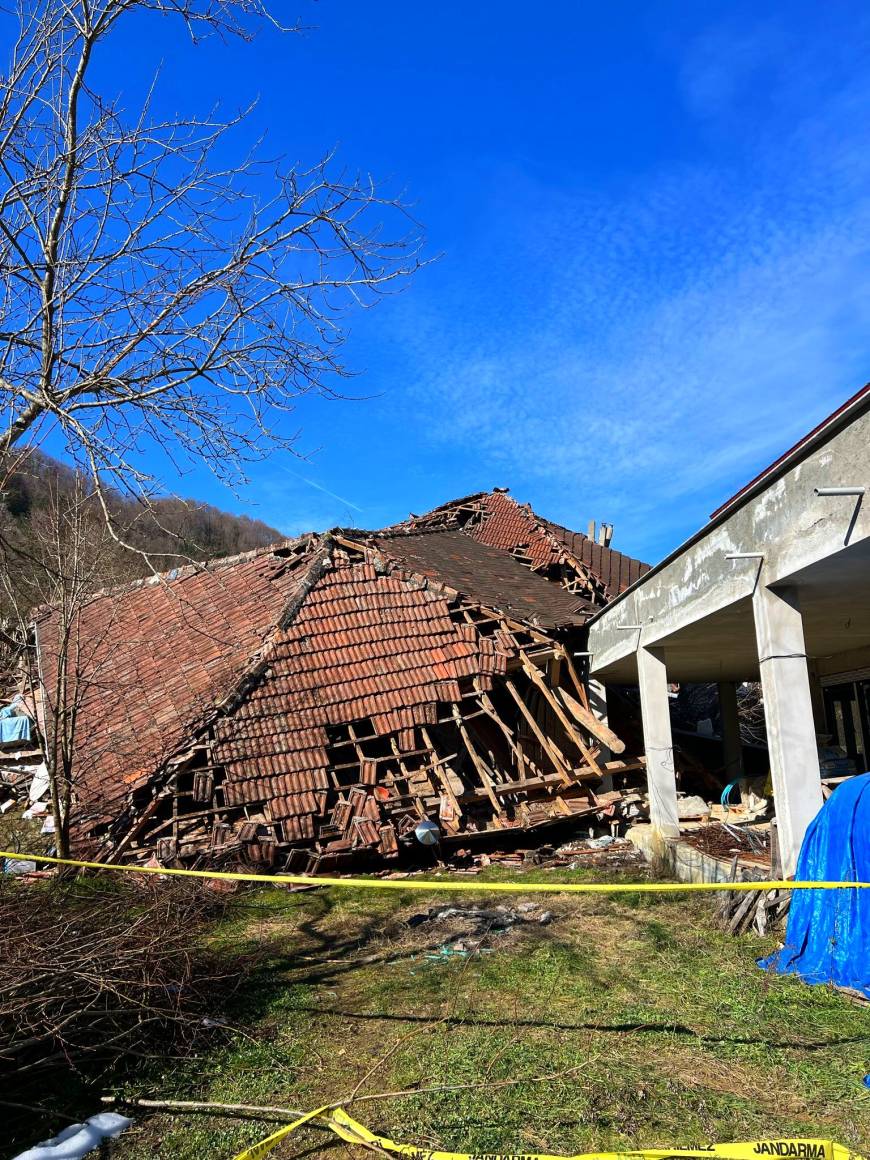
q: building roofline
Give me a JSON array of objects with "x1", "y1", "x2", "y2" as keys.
[
  {"x1": 586, "y1": 381, "x2": 870, "y2": 628},
  {"x1": 709, "y1": 381, "x2": 870, "y2": 519}
]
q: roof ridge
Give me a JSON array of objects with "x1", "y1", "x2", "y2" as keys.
[{"x1": 211, "y1": 538, "x2": 335, "y2": 721}]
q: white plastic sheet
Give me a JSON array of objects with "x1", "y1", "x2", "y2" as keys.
[{"x1": 11, "y1": 1113, "x2": 132, "y2": 1160}]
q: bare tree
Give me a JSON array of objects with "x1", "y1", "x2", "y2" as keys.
[
  {"x1": 0, "y1": 473, "x2": 129, "y2": 857},
  {"x1": 0, "y1": 0, "x2": 423, "y2": 549},
  {"x1": 0, "y1": 0, "x2": 422, "y2": 860}
]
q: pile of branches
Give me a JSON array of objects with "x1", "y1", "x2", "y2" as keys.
[{"x1": 0, "y1": 877, "x2": 237, "y2": 1078}]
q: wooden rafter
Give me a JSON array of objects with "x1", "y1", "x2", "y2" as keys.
[
  {"x1": 553, "y1": 685, "x2": 625, "y2": 755},
  {"x1": 518, "y1": 652, "x2": 606, "y2": 779},
  {"x1": 503, "y1": 678, "x2": 574, "y2": 785},
  {"x1": 419, "y1": 726, "x2": 464, "y2": 820},
  {"x1": 451, "y1": 704, "x2": 504, "y2": 819}
]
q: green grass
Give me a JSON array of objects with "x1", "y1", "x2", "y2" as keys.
[{"x1": 14, "y1": 870, "x2": 870, "y2": 1159}]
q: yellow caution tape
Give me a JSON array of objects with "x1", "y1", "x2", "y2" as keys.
[
  {"x1": 6, "y1": 850, "x2": 865, "y2": 1160},
  {"x1": 231, "y1": 1103, "x2": 333, "y2": 1160},
  {"x1": 3, "y1": 850, "x2": 870, "y2": 894},
  {"x1": 233, "y1": 1105, "x2": 868, "y2": 1160}
]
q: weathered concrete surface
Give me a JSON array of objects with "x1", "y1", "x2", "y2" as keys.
[
  {"x1": 588, "y1": 401, "x2": 870, "y2": 682},
  {"x1": 636, "y1": 646, "x2": 679, "y2": 838},
  {"x1": 589, "y1": 390, "x2": 869, "y2": 876},
  {"x1": 626, "y1": 824, "x2": 765, "y2": 884},
  {"x1": 752, "y1": 585, "x2": 823, "y2": 875}
]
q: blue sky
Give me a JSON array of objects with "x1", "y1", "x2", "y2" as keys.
[{"x1": 94, "y1": 0, "x2": 869, "y2": 563}]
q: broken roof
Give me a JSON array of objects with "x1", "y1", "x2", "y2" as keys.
[
  {"x1": 34, "y1": 540, "x2": 315, "y2": 833},
  {"x1": 388, "y1": 489, "x2": 651, "y2": 600},
  {"x1": 369, "y1": 528, "x2": 593, "y2": 626},
  {"x1": 33, "y1": 489, "x2": 644, "y2": 864}
]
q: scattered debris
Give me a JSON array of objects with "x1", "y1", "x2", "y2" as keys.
[
  {"x1": 405, "y1": 900, "x2": 556, "y2": 958},
  {"x1": 682, "y1": 823, "x2": 770, "y2": 866},
  {"x1": 715, "y1": 820, "x2": 788, "y2": 936},
  {"x1": 676, "y1": 795, "x2": 710, "y2": 821},
  {"x1": 0, "y1": 694, "x2": 51, "y2": 822},
  {"x1": 10, "y1": 1113, "x2": 132, "y2": 1160},
  {"x1": 530, "y1": 836, "x2": 647, "y2": 872}
]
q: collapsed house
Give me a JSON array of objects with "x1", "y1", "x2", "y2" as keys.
[{"x1": 31, "y1": 490, "x2": 649, "y2": 872}]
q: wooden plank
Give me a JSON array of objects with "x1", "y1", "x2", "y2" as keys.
[
  {"x1": 728, "y1": 887, "x2": 760, "y2": 935},
  {"x1": 554, "y1": 644, "x2": 591, "y2": 711},
  {"x1": 420, "y1": 726, "x2": 464, "y2": 820},
  {"x1": 451, "y1": 705, "x2": 504, "y2": 818},
  {"x1": 506, "y1": 646, "x2": 558, "y2": 670},
  {"x1": 146, "y1": 804, "x2": 229, "y2": 839},
  {"x1": 553, "y1": 685, "x2": 625, "y2": 755},
  {"x1": 497, "y1": 613, "x2": 552, "y2": 646},
  {"x1": 474, "y1": 681, "x2": 535, "y2": 781},
  {"x1": 111, "y1": 788, "x2": 171, "y2": 858},
  {"x1": 519, "y1": 654, "x2": 606, "y2": 778},
  {"x1": 503, "y1": 678, "x2": 574, "y2": 785},
  {"x1": 486, "y1": 770, "x2": 603, "y2": 795},
  {"x1": 604, "y1": 757, "x2": 646, "y2": 773}
]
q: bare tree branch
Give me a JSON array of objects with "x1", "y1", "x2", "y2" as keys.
[{"x1": 0, "y1": 0, "x2": 424, "y2": 535}]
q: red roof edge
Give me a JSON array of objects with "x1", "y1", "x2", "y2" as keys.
[{"x1": 709, "y1": 382, "x2": 870, "y2": 520}]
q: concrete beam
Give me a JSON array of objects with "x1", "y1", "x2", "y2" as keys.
[
  {"x1": 717, "y1": 681, "x2": 744, "y2": 783},
  {"x1": 636, "y1": 645, "x2": 680, "y2": 838},
  {"x1": 589, "y1": 402, "x2": 870, "y2": 679},
  {"x1": 752, "y1": 585, "x2": 823, "y2": 875}
]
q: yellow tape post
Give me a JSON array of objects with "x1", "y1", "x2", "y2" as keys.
[
  {"x1": 233, "y1": 1105, "x2": 867, "y2": 1160},
  {"x1": 4, "y1": 850, "x2": 870, "y2": 895}
]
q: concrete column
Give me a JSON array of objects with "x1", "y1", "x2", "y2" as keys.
[
  {"x1": 717, "y1": 681, "x2": 743, "y2": 783},
  {"x1": 588, "y1": 679, "x2": 613, "y2": 789},
  {"x1": 807, "y1": 662, "x2": 827, "y2": 734},
  {"x1": 636, "y1": 645, "x2": 680, "y2": 838},
  {"x1": 751, "y1": 585, "x2": 823, "y2": 876}
]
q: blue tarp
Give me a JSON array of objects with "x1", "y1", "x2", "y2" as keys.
[
  {"x1": 0, "y1": 715, "x2": 30, "y2": 744},
  {"x1": 760, "y1": 772, "x2": 870, "y2": 998}
]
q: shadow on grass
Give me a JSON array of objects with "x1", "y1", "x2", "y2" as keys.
[{"x1": 282, "y1": 1001, "x2": 870, "y2": 1051}]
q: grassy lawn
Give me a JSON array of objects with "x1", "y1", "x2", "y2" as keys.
[{"x1": 71, "y1": 867, "x2": 870, "y2": 1160}]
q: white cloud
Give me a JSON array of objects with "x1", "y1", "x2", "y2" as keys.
[{"x1": 392, "y1": 15, "x2": 870, "y2": 561}]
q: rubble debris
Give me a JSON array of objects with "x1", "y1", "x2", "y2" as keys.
[
  {"x1": 676, "y1": 795, "x2": 710, "y2": 821},
  {"x1": 682, "y1": 823, "x2": 770, "y2": 866},
  {"x1": 532, "y1": 836, "x2": 647, "y2": 871},
  {"x1": 31, "y1": 502, "x2": 650, "y2": 873},
  {"x1": 406, "y1": 900, "x2": 556, "y2": 953},
  {"x1": 0, "y1": 693, "x2": 51, "y2": 822},
  {"x1": 714, "y1": 820, "x2": 786, "y2": 937}
]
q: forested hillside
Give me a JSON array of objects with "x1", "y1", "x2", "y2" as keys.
[
  {"x1": 0, "y1": 450, "x2": 285, "y2": 646},
  {"x1": 3, "y1": 451, "x2": 283, "y2": 562}
]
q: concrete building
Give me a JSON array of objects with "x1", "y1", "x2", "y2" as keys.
[{"x1": 587, "y1": 384, "x2": 870, "y2": 875}]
